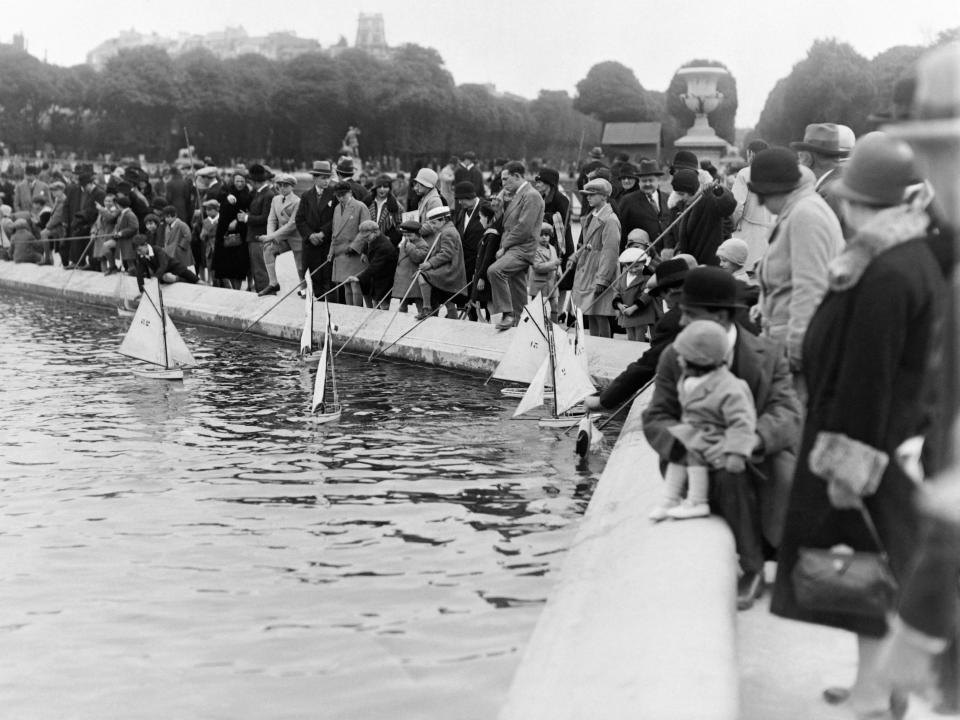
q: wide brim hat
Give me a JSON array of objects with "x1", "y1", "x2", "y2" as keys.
[
  {"x1": 309, "y1": 160, "x2": 333, "y2": 177},
  {"x1": 587, "y1": 147, "x2": 604, "y2": 160},
  {"x1": 195, "y1": 166, "x2": 220, "y2": 179},
  {"x1": 336, "y1": 159, "x2": 355, "y2": 175},
  {"x1": 332, "y1": 181, "x2": 353, "y2": 194},
  {"x1": 790, "y1": 123, "x2": 856, "y2": 157},
  {"x1": 426, "y1": 205, "x2": 452, "y2": 221},
  {"x1": 618, "y1": 163, "x2": 640, "y2": 179},
  {"x1": 679, "y1": 266, "x2": 746, "y2": 309},
  {"x1": 747, "y1": 147, "x2": 802, "y2": 195},
  {"x1": 636, "y1": 159, "x2": 664, "y2": 177}
]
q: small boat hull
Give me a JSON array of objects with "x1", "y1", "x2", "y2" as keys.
[
  {"x1": 117, "y1": 307, "x2": 136, "y2": 318},
  {"x1": 132, "y1": 367, "x2": 186, "y2": 381},
  {"x1": 313, "y1": 403, "x2": 342, "y2": 424},
  {"x1": 299, "y1": 352, "x2": 321, "y2": 366},
  {"x1": 501, "y1": 386, "x2": 554, "y2": 398},
  {"x1": 538, "y1": 412, "x2": 597, "y2": 429}
]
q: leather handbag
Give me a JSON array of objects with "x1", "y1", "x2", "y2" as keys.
[
  {"x1": 223, "y1": 232, "x2": 243, "y2": 248},
  {"x1": 792, "y1": 508, "x2": 898, "y2": 620}
]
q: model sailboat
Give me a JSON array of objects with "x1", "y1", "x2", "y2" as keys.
[
  {"x1": 311, "y1": 299, "x2": 342, "y2": 423},
  {"x1": 118, "y1": 278, "x2": 195, "y2": 380},
  {"x1": 513, "y1": 297, "x2": 596, "y2": 428},
  {"x1": 493, "y1": 293, "x2": 549, "y2": 398},
  {"x1": 299, "y1": 271, "x2": 320, "y2": 364}
]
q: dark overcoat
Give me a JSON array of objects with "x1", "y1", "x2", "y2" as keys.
[
  {"x1": 356, "y1": 232, "x2": 399, "y2": 301},
  {"x1": 672, "y1": 188, "x2": 736, "y2": 266},
  {"x1": 213, "y1": 184, "x2": 252, "y2": 280},
  {"x1": 771, "y1": 238, "x2": 946, "y2": 637}
]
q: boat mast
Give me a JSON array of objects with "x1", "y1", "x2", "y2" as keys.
[
  {"x1": 326, "y1": 302, "x2": 339, "y2": 405},
  {"x1": 157, "y1": 281, "x2": 170, "y2": 370},
  {"x1": 541, "y1": 295, "x2": 559, "y2": 418}
]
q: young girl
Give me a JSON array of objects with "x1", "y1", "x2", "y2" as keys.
[
  {"x1": 649, "y1": 320, "x2": 757, "y2": 521},
  {"x1": 200, "y1": 200, "x2": 220, "y2": 284},
  {"x1": 528, "y1": 222, "x2": 561, "y2": 321},
  {"x1": 612, "y1": 229, "x2": 661, "y2": 341}
]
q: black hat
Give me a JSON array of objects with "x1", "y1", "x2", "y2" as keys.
[
  {"x1": 332, "y1": 181, "x2": 353, "y2": 194},
  {"x1": 248, "y1": 163, "x2": 274, "y2": 182},
  {"x1": 747, "y1": 147, "x2": 801, "y2": 196},
  {"x1": 671, "y1": 150, "x2": 699, "y2": 172},
  {"x1": 619, "y1": 163, "x2": 640, "y2": 179},
  {"x1": 463, "y1": 151, "x2": 477, "y2": 161},
  {"x1": 636, "y1": 159, "x2": 664, "y2": 177},
  {"x1": 535, "y1": 167, "x2": 560, "y2": 187},
  {"x1": 375, "y1": 174, "x2": 393, "y2": 188},
  {"x1": 680, "y1": 266, "x2": 745, "y2": 309},
  {"x1": 162, "y1": 205, "x2": 178, "y2": 217},
  {"x1": 454, "y1": 180, "x2": 477, "y2": 200},
  {"x1": 336, "y1": 158, "x2": 355, "y2": 176},
  {"x1": 671, "y1": 169, "x2": 699, "y2": 194},
  {"x1": 646, "y1": 258, "x2": 692, "y2": 292},
  {"x1": 77, "y1": 172, "x2": 94, "y2": 186}
]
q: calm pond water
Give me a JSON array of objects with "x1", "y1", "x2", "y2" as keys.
[{"x1": 0, "y1": 290, "x2": 616, "y2": 720}]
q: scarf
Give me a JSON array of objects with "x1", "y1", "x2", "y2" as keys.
[{"x1": 827, "y1": 205, "x2": 930, "y2": 291}]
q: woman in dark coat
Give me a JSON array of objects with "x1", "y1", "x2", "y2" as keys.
[
  {"x1": 466, "y1": 200, "x2": 502, "y2": 321},
  {"x1": 213, "y1": 171, "x2": 252, "y2": 289},
  {"x1": 770, "y1": 134, "x2": 947, "y2": 718},
  {"x1": 352, "y1": 221, "x2": 398, "y2": 309}
]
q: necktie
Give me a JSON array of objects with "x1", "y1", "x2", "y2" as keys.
[{"x1": 649, "y1": 193, "x2": 659, "y2": 211}]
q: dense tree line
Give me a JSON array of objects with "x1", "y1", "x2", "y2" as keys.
[
  {"x1": 755, "y1": 30, "x2": 959, "y2": 146},
  {"x1": 0, "y1": 43, "x2": 603, "y2": 166}
]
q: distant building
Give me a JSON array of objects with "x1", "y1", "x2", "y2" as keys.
[
  {"x1": 601, "y1": 122, "x2": 663, "y2": 162},
  {"x1": 86, "y1": 15, "x2": 394, "y2": 69}
]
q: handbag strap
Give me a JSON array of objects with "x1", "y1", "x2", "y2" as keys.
[{"x1": 859, "y1": 506, "x2": 890, "y2": 561}]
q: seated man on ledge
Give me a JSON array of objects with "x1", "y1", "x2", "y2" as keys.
[
  {"x1": 641, "y1": 267, "x2": 801, "y2": 610},
  {"x1": 133, "y1": 234, "x2": 198, "y2": 296}
]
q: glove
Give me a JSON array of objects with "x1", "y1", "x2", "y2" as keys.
[
  {"x1": 724, "y1": 454, "x2": 746, "y2": 474},
  {"x1": 593, "y1": 284, "x2": 608, "y2": 297},
  {"x1": 711, "y1": 184, "x2": 726, "y2": 197}
]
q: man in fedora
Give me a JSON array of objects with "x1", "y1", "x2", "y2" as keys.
[
  {"x1": 454, "y1": 152, "x2": 486, "y2": 199},
  {"x1": 336, "y1": 157, "x2": 371, "y2": 204},
  {"x1": 244, "y1": 163, "x2": 275, "y2": 294},
  {"x1": 616, "y1": 158, "x2": 671, "y2": 253},
  {"x1": 790, "y1": 122, "x2": 855, "y2": 229},
  {"x1": 295, "y1": 160, "x2": 338, "y2": 297},
  {"x1": 577, "y1": 146, "x2": 607, "y2": 194},
  {"x1": 750, "y1": 147, "x2": 844, "y2": 385},
  {"x1": 731, "y1": 139, "x2": 776, "y2": 270},
  {"x1": 642, "y1": 266, "x2": 802, "y2": 610}
]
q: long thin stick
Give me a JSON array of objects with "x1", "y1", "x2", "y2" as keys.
[
  {"x1": 575, "y1": 190, "x2": 706, "y2": 318},
  {"x1": 365, "y1": 232, "x2": 444, "y2": 361},
  {"x1": 60, "y1": 234, "x2": 102, "y2": 293},
  {"x1": 563, "y1": 378, "x2": 655, "y2": 436},
  {"x1": 233, "y1": 258, "x2": 332, "y2": 338},
  {"x1": 334, "y1": 285, "x2": 394, "y2": 357},
  {"x1": 368, "y1": 278, "x2": 474, "y2": 362}
]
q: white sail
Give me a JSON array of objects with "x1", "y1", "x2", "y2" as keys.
[
  {"x1": 552, "y1": 322, "x2": 597, "y2": 416},
  {"x1": 118, "y1": 279, "x2": 168, "y2": 367},
  {"x1": 300, "y1": 272, "x2": 314, "y2": 354},
  {"x1": 513, "y1": 357, "x2": 550, "y2": 418},
  {"x1": 492, "y1": 293, "x2": 548, "y2": 383},
  {"x1": 164, "y1": 318, "x2": 195, "y2": 368},
  {"x1": 311, "y1": 323, "x2": 329, "y2": 413}
]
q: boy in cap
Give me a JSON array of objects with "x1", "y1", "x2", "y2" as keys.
[
  {"x1": 649, "y1": 320, "x2": 757, "y2": 521},
  {"x1": 393, "y1": 219, "x2": 429, "y2": 315}
]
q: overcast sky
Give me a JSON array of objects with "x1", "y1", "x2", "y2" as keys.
[{"x1": 5, "y1": 0, "x2": 958, "y2": 128}]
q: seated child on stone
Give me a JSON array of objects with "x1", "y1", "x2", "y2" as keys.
[{"x1": 650, "y1": 320, "x2": 757, "y2": 521}]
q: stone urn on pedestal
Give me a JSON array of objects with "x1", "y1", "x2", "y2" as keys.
[{"x1": 673, "y1": 66, "x2": 730, "y2": 168}]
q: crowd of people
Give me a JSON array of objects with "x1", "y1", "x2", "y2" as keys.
[{"x1": 2, "y1": 46, "x2": 959, "y2": 715}]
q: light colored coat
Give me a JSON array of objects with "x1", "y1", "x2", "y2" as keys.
[
  {"x1": 330, "y1": 196, "x2": 370, "y2": 281},
  {"x1": 265, "y1": 193, "x2": 301, "y2": 243},
  {"x1": 393, "y1": 234, "x2": 429, "y2": 299},
  {"x1": 668, "y1": 366, "x2": 757, "y2": 459},
  {"x1": 572, "y1": 202, "x2": 621, "y2": 316},
  {"x1": 731, "y1": 166, "x2": 775, "y2": 270},
  {"x1": 500, "y1": 181, "x2": 544, "y2": 262},
  {"x1": 417, "y1": 188, "x2": 443, "y2": 225},
  {"x1": 756, "y1": 183, "x2": 843, "y2": 372},
  {"x1": 163, "y1": 217, "x2": 193, "y2": 268}
]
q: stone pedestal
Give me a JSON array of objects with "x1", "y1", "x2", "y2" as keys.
[{"x1": 674, "y1": 66, "x2": 730, "y2": 167}]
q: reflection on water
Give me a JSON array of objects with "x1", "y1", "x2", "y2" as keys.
[{"x1": 0, "y1": 291, "x2": 617, "y2": 719}]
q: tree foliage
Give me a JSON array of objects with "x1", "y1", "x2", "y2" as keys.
[
  {"x1": 0, "y1": 43, "x2": 598, "y2": 166},
  {"x1": 665, "y1": 59, "x2": 739, "y2": 144},
  {"x1": 574, "y1": 61, "x2": 656, "y2": 123}
]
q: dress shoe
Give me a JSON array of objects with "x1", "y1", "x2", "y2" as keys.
[
  {"x1": 736, "y1": 571, "x2": 763, "y2": 611},
  {"x1": 257, "y1": 284, "x2": 280, "y2": 297},
  {"x1": 667, "y1": 501, "x2": 710, "y2": 520},
  {"x1": 414, "y1": 308, "x2": 434, "y2": 321},
  {"x1": 496, "y1": 314, "x2": 515, "y2": 331}
]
